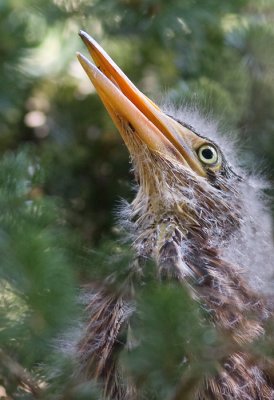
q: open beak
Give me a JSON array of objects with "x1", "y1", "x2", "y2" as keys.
[{"x1": 77, "y1": 30, "x2": 205, "y2": 176}]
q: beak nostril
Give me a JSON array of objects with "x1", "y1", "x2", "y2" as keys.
[{"x1": 128, "y1": 122, "x2": 135, "y2": 132}]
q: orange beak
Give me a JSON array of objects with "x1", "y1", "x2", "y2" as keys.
[{"x1": 77, "y1": 30, "x2": 205, "y2": 176}]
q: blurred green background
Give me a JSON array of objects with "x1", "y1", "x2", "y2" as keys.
[
  {"x1": 2, "y1": 0, "x2": 274, "y2": 246},
  {"x1": 1, "y1": 0, "x2": 274, "y2": 398}
]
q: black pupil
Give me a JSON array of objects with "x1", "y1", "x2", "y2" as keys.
[{"x1": 201, "y1": 148, "x2": 214, "y2": 160}]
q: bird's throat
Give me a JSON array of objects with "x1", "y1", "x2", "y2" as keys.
[{"x1": 128, "y1": 198, "x2": 268, "y2": 345}]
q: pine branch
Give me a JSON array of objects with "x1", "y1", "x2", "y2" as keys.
[{"x1": 0, "y1": 348, "x2": 43, "y2": 398}]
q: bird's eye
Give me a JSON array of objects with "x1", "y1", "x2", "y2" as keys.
[{"x1": 197, "y1": 144, "x2": 219, "y2": 165}]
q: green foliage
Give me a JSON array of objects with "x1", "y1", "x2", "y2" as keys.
[
  {"x1": 0, "y1": 150, "x2": 79, "y2": 397},
  {"x1": 1, "y1": 0, "x2": 274, "y2": 398},
  {"x1": 125, "y1": 283, "x2": 219, "y2": 399}
]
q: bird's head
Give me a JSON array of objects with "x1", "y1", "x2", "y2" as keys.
[{"x1": 77, "y1": 31, "x2": 242, "y2": 244}]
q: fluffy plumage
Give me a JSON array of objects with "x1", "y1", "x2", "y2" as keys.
[{"x1": 76, "y1": 32, "x2": 274, "y2": 400}]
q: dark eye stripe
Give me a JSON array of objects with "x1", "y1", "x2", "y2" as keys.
[{"x1": 168, "y1": 115, "x2": 243, "y2": 178}]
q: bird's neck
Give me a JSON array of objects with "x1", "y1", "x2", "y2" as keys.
[{"x1": 128, "y1": 198, "x2": 270, "y2": 344}]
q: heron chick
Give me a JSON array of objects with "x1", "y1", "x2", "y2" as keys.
[{"x1": 77, "y1": 31, "x2": 274, "y2": 400}]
